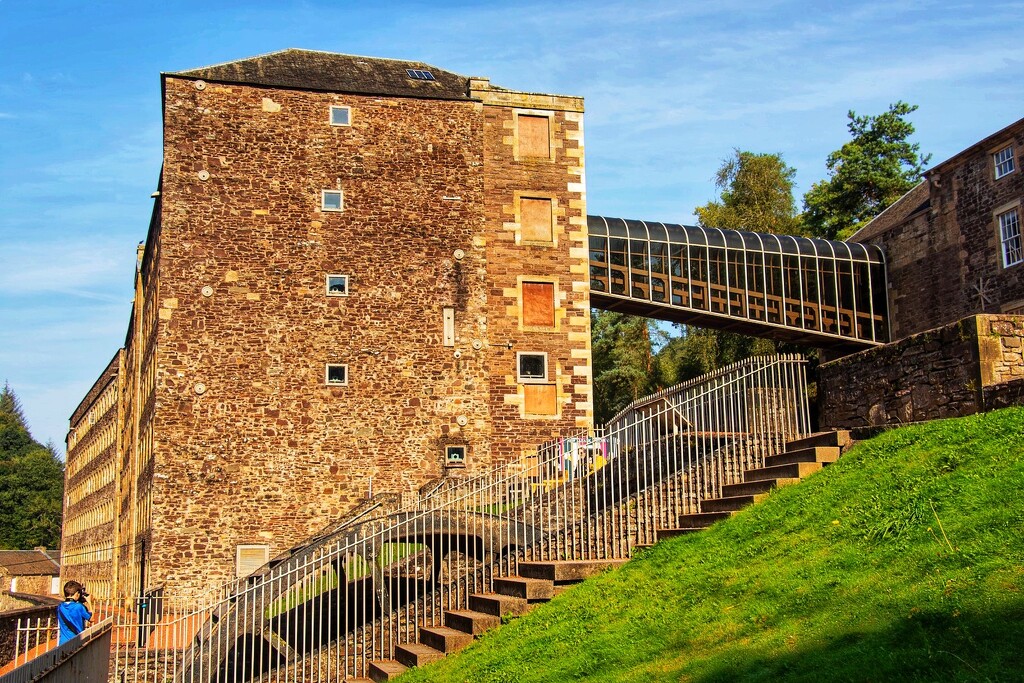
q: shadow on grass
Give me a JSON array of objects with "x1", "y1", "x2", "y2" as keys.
[{"x1": 685, "y1": 603, "x2": 1024, "y2": 683}]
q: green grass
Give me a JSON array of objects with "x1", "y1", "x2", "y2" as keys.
[{"x1": 398, "y1": 407, "x2": 1024, "y2": 682}]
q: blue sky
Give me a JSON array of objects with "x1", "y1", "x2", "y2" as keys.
[{"x1": 1, "y1": 0, "x2": 1021, "y2": 451}]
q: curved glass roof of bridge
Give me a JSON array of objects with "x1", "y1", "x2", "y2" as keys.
[{"x1": 587, "y1": 216, "x2": 889, "y2": 351}]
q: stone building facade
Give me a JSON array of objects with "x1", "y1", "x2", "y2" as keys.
[
  {"x1": 63, "y1": 352, "x2": 122, "y2": 598},
  {"x1": 851, "y1": 117, "x2": 1024, "y2": 339},
  {"x1": 64, "y1": 50, "x2": 593, "y2": 598}
]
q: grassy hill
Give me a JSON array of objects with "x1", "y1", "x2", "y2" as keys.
[{"x1": 399, "y1": 407, "x2": 1024, "y2": 682}]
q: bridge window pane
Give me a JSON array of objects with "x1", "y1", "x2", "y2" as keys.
[
  {"x1": 746, "y1": 251, "x2": 766, "y2": 321},
  {"x1": 609, "y1": 238, "x2": 627, "y2": 294},
  {"x1": 521, "y1": 197, "x2": 554, "y2": 242},
  {"x1": 687, "y1": 246, "x2": 708, "y2": 310},
  {"x1": 727, "y1": 250, "x2": 745, "y2": 316},
  {"x1": 801, "y1": 260, "x2": 820, "y2": 330},
  {"x1": 836, "y1": 260, "x2": 855, "y2": 335},
  {"x1": 630, "y1": 239, "x2": 650, "y2": 299},
  {"x1": 522, "y1": 282, "x2": 555, "y2": 328},
  {"x1": 783, "y1": 255, "x2": 802, "y2": 326},
  {"x1": 649, "y1": 242, "x2": 668, "y2": 302},
  {"x1": 590, "y1": 236, "x2": 608, "y2": 293},
  {"x1": 707, "y1": 248, "x2": 727, "y2": 313},
  {"x1": 817, "y1": 259, "x2": 839, "y2": 334}
]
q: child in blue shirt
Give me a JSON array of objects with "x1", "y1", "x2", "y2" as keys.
[{"x1": 56, "y1": 581, "x2": 92, "y2": 645}]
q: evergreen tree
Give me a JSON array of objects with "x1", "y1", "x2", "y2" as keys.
[
  {"x1": 0, "y1": 384, "x2": 64, "y2": 549},
  {"x1": 695, "y1": 150, "x2": 805, "y2": 235},
  {"x1": 591, "y1": 311, "x2": 664, "y2": 424},
  {"x1": 803, "y1": 102, "x2": 931, "y2": 240}
]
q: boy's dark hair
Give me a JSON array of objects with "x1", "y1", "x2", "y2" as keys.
[{"x1": 63, "y1": 581, "x2": 83, "y2": 599}]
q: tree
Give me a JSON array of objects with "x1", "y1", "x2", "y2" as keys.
[
  {"x1": 651, "y1": 150, "x2": 797, "y2": 389},
  {"x1": 803, "y1": 101, "x2": 931, "y2": 240},
  {"x1": 0, "y1": 384, "x2": 64, "y2": 549},
  {"x1": 695, "y1": 150, "x2": 804, "y2": 235},
  {"x1": 591, "y1": 311, "x2": 664, "y2": 424}
]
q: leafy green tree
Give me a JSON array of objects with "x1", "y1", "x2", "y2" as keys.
[
  {"x1": 695, "y1": 150, "x2": 805, "y2": 235},
  {"x1": 591, "y1": 311, "x2": 664, "y2": 423},
  {"x1": 656, "y1": 326, "x2": 776, "y2": 383},
  {"x1": 0, "y1": 384, "x2": 64, "y2": 549},
  {"x1": 649, "y1": 149, "x2": 797, "y2": 389},
  {"x1": 803, "y1": 101, "x2": 931, "y2": 240}
]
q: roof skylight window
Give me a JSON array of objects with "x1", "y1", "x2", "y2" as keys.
[{"x1": 406, "y1": 69, "x2": 436, "y2": 81}]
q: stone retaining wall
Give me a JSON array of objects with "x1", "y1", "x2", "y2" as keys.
[{"x1": 819, "y1": 314, "x2": 1024, "y2": 429}]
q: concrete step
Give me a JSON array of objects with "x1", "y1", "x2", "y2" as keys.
[
  {"x1": 470, "y1": 592, "x2": 530, "y2": 618},
  {"x1": 700, "y1": 493, "x2": 766, "y2": 513},
  {"x1": 445, "y1": 609, "x2": 501, "y2": 635},
  {"x1": 721, "y1": 477, "x2": 800, "y2": 497},
  {"x1": 395, "y1": 642, "x2": 445, "y2": 668},
  {"x1": 369, "y1": 659, "x2": 407, "y2": 681},
  {"x1": 655, "y1": 528, "x2": 703, "y2": 541},
  {"x1": 494, "y1": 576, "x2": 553, "y2": 601},
  {"x1": 418, "y1": 626, "x2": 474, "y2": 653},
  {"x1": 765, "y1": 446, "x2": 840, "y2": 467},
  {"x1": 744, "y1": 461, "x2": 821, "y2": 482},
  {"x1": 676, "y1": 511, "x2": 733, "y2": 529},
  {"x1": 785, "y1": 430, "x2": 851, "y2": 452},
  {"x1": 516, "y1": 560, "x2": 626, "y2": 584}
]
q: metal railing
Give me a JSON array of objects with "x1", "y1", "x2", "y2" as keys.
[{"x1": 15, "y1": 355, "x2": 808, "y2": 681}]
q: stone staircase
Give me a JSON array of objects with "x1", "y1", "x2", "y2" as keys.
[
  {"x1": 364, "y1": 560, "x2": 625, "y2": 681},
  {"x1": 651, "y1": 430, "x2": 851, "y2": 542}
]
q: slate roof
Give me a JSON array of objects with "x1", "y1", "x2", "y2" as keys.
[
  {"x1": 849, "y1": 180, "x2": 930, "y2": 243},
  {"x1": 0, "y1": 550, "x2": 60, "y2": 577},
  {"x1": 169, "y1": 48, "x2": 475, "y2": 101}
]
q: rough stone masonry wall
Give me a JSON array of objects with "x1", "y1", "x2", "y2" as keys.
[
  {"x1": 861, "y1": 121, "x2": 1024, "y2": 339},
  {"x1": 477, "y1": 84, "x2": 592, "y2": 465},
  {"x1": 819, "y1": 314, "x2": 1024, "y2": 429},
  {"x1": 152, "y1": 77, "x2": 491, "y2": 595}
]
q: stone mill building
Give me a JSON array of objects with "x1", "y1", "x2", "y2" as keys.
[{"x1": 62, "y1": 49, "x2": 593, "y2": 598}]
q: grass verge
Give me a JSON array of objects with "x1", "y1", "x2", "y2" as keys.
[{"x1": 398, "y1": 407, "x2": 1024, "y2": 682}]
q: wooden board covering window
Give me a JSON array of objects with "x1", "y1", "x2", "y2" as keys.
[
  {"x1": 518, "y1": 115, "x2": 550, "y2": 158},
  {"x1": 524, "y1": 384, "x2": 557, "y2": 415},
  {"x1": 522, "y1": 282, "x2": 555, "y2": 327},
  {"x1": 521, "y1": 198, "x2": 553, "y2": 242}
]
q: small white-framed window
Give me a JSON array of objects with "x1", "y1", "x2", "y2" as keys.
[
  {"x1": 321, "y1": 190, "x2": 343, "y2": 212},
  {"x1": 994, "y1": 146, "x2": 1016, "y2": 179},
  {"x1": 998, "y1": 207, "x2": 1022, "y2": 268},
  {"x1": 516, "y1": 352, "x2": 548, "y2": 383},
  {"x1": 329, "y1": 105, "x2": 351, "y2": 127},
  {"x1": 326, "y1": 274, "x2": 349, "y2": 296},
  {"x1": 325, "y1": 364, "x2": 348, "y2": 386},
  {"x1": 236, "y1": 544, "x2": 270, "y2": 578},
  {"x1": 445, "y1": 445, "x2": 467, "y2": 467}
]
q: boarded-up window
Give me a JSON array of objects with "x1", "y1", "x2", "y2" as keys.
[
  {"x1": 524, "y1": 384, "x2": 557, "y2": 415},
  {"x1": 518, "y1": 115, "x2": 550, "y2": 158},
  {"x1": 236, "y1": 544, "x2": 270, "y2": 578},
  {"x1": 522, "y1": 282, "x2": 555, "y2": 328},
  {"x1": 521, "y1": 198, "x2": 553, "y2": 242}
]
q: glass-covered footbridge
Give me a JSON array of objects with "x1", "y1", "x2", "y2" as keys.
[{"x1": 588, "y1": 216, "x2": 889, "y2": 352}]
